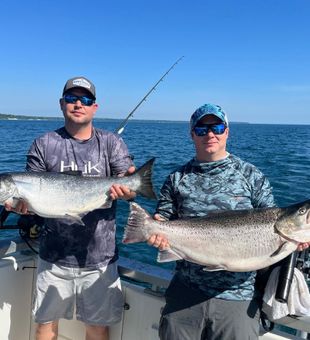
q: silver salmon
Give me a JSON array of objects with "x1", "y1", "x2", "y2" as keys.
[
  {"x1": 0, "y1": 158, "x2": 156, "y2": 224},
  {"x1": 123, "y1": 200, "x2": 310, "y2": 272}
]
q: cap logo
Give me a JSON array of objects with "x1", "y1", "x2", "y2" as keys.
[{"x1": 72, "y1": 78, "x2": 91, "y2": 89}]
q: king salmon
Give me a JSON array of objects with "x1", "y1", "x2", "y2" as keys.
[
  {"x1": 123, "y1": 200, "x2": 310, "y2": 271},
  {"x1": 0, "y1": 158, "x2": 156, "y2": 224}
]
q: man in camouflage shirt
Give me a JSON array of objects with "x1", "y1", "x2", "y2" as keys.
[{"x1": 149, "y1": 103, "x2": 275, "y2": 339}]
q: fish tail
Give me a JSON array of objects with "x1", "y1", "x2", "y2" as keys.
[
  {"x1": 135, "y1": 157, "x2": 157, "y2": 200},
  {"x1": 122, "y1": 202, "x2": 153, "y2": 244}
]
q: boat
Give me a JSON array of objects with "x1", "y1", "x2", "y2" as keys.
[{"x1": 1, "y1": 210, "x2": 310, "y2": 340}]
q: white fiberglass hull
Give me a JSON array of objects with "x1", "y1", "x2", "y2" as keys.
[{"x1": 0, "y1": 238, "x2": 309, "y2": 340}]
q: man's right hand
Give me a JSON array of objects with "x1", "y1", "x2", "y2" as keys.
[{"x1": 5, "y1": 200, "x2": 29, "y2": 215}]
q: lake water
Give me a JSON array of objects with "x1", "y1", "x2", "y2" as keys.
[{"x1": 0, "y1": 119, "x2": 310, "y2": 269}]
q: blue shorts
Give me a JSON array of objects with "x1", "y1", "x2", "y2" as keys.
[{"x1": 32, "y1": 258, "x2": 124, "y2": 326}]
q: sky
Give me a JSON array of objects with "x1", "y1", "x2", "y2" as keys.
[{"x1": 1, "y1": 0, "x2": 310, "y2": 124}]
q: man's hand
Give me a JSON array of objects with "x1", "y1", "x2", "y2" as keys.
[
  {"x1": 5, "y1": 200, "x2": 29, "y2": 215},
  {"x1": 110, "y1": 184, "x2": 136, "y2": 200},
  {"x1": 110, "y1": 166, "x2": 137, "y2": 201},
  {"x1": 125, "y1": 166, "x2": 136, "y2": 176},
  {"x1": 147, "y1": 214, "x2": 170, "y2": 250},
  {"x1": 297, "y1": 242, "x2": 310, "y2": 251}
]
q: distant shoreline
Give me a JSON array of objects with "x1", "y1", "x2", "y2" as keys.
[
  {"x1": 0, "y1": 113, "x2": 250, "y2": 124},
  {"x1": 2, "y1": 113, "x2": 309, "y2": 125},
  {"x1": 0, "y1": 113, "x2": 62, "y2": 121}
]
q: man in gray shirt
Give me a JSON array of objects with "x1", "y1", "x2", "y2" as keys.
[{"x1": 7, "y1": 76, "x2": 135, "y2": 340}]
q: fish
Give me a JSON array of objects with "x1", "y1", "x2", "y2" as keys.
[
  {"x1": 0, "y1": 158, "x2": 157, "y2": 224},
  {"x1": 122, "y1": 200, "x2": 310, "y2": 272}
]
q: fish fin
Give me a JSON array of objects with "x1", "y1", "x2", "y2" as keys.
[
  {"x1": 157, "y1": 249, "x2": 183, "y2": 262},
  {"x1": 122, "y1": 202, "x2": 153, "y2": 244},
  {"x1": 64, "y1": 214, "x2": 85, "y2": 226},
  {"x1": 134, "y1": 158, "x2": 157, "y2": 200},
  {"x1": 100, "y1": 199, "x2": 113, "y2": 209},
  {"x1": 13, "y1": 180, "x2": 33, "y2": 189},
  {"x1": 202, "y1": 265, "x2": 227, "y2": 272},
  {"x1": 270, "y1": 242, "x2": 288, "y2": 257}
]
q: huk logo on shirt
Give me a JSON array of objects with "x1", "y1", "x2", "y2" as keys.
[{"x1": 60, "y1": 161, "x2": 101, "y2": 175}]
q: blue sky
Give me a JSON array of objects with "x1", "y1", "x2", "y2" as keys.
[{"x1": 1, "y1": 0, "x2": 309, "y2": 124}]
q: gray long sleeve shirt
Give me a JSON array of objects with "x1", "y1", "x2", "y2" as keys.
[{"x1": 26, "y1": 127, "x2": 133, "y2": 268}]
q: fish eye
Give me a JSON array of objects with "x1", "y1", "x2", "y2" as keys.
[{"x1": 298, "y1": 207, "x2": 307, "y2": 215}]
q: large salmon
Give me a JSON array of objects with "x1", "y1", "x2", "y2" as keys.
[
  {"x1": 0, "y1": 158, "x2": 156, "y2": 224},
  {"x1": 123, "y1": 200, "x2": 310, "y2": 271}
]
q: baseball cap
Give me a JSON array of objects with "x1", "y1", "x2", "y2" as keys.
[
  {"x1": 62, "y1": 76, "x2": 96, "y2": 99},
  {"x1": 190, "y1": 103, "x2": 228, "y2": 129}
]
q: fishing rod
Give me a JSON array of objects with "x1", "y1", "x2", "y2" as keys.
[{"x1": 114, "y1": 56, "x2": 184, "y2": 135}]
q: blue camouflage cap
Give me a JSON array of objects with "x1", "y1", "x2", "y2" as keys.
[{"x1": 190, "y1": 103, "x2": 229, "y2": 129}]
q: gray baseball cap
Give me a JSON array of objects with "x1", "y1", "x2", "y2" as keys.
[{"x1": 62, "y1": 76, "x2": 96, "y2": 99}]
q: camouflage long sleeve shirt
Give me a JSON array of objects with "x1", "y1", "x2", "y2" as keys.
[{"x1": 156, "y1": 154, "x2": 275, "y2": 300}]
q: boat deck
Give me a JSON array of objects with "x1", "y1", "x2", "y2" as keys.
[{"x1": 0, "y1": 236, "x2": 309, "y2": 340}]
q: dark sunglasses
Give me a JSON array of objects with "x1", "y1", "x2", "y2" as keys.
[
  {"x1": 193, "y1": 123, "x2": 227, "y2": 136},
  {"x1": 63, "y1": 94, "x2": 95, "y2": 106}
]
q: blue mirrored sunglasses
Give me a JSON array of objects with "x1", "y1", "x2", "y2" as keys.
[
  {"x1": 193, "y1": 123, "x2": 227, "y2": 136},
  {"x1": 63, "y1": 94, "x2": 95, "y2": 106}
]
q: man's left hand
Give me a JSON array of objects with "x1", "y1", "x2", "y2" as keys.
[
  {"x1": 110, "y1": 166, "x2": 137, "y2": 201},
  {"x1": 110, "y1": 184, "x2": 136, "y2": 200},
  {"x1": 298, "y1": 242, "x2": 310, "y2": 251}
]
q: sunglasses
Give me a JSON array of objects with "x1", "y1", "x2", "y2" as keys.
[
  {"x1": 193, "y1": 123, "x2": 227, "y2": 136},
  {"x1": 63, "y1": 94, "x2": 95, "y2": 106}
]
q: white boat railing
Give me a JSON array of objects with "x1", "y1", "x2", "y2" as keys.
[{"x1": 0, "y1": 236, "x2": 310, "y2": 340}]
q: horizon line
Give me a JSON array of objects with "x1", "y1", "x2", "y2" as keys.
[{"x1": 0, "y1": 113, "x2": 309, "y2": 126}]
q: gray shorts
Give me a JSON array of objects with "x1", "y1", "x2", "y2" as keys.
[
  {"x1": 159, "y1": 277, "x2": 260, "y2": 340},
  {"x1": 32, "y1": 258, "x2": 124, "y2": 326}
]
